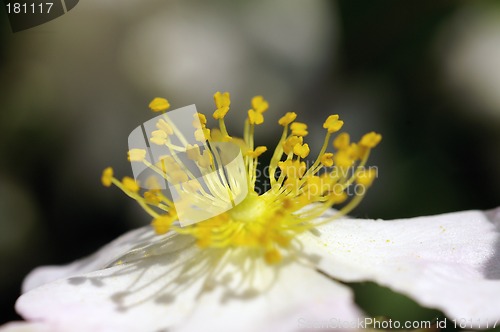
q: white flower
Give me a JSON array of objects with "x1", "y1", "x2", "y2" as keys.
[
  {"x1": 4, "y1": 94, "x2": 500, "y2": 331},
  {"x1": 2, "y1": 207, "x2": 500, "y2": 332}
]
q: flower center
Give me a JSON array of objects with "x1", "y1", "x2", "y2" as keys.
[
  {"x1": 228, "y1": 191, "x2": 266, "y2": 224},
  {"x1": 102, "y1": 92, "x2": 382, "y2": 264}
]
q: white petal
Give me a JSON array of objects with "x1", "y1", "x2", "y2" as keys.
[
  {"x1": 17, "y1": 233, "x2": 364, "y2": 332},
  {"x1": 301, "y1": 207, "x2": 500, "y2": 329},
  {"x1": 0, "y1": 322, "x2": 53, "y2": 332},
  {"x1": 22, "y1": 227, "x2": 176, "y2": 292}
]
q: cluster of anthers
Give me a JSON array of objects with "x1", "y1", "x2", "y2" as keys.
[{"x1": 102, "y1": 93, "x2": 381, "y2": 264}]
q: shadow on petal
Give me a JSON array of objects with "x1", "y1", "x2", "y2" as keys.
[
  {"x1": 484, "y1": 207, "x2": 500, "y2": 280},
  {"x1": 62, "y1": 233, "x2": 322, "y2": 316}
]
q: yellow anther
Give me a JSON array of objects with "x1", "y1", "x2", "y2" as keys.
[
  {"x1": 101, "y1": 167, "x2": 113, "y2": 187},
  {"x1": 248, "y1": 109, "x2": 264, "y2": 125},
  {"x1": 156, "y1": 119, "x2": 174, "y2": 135},
  {"x1": 294, "y1": 194, "x2": 312, "y2": 209},
  {"x1": 293, "y1": 143, "x2": 310, "y2": 158},
  {"x1": 195, "y1": 127, "x2": 211, "y2": 142},
  {"x1": 155, "y1": 159, "x2": 167, "y2": 174},
  {"x1": 198, "y1": 150, "x2": 213, "y2": 168},
  {"x1": 251, "y1": 96, "x2": 269, "y2": 113},
  {"x1": 331, "y1": 191, "x2": 348, "y2": 204},
  {"x1": 334, "y1": 151, "x2": 353, "y2": 169},
  {"x1": 186, "y1": 144, "x2": 201, "y2": 161},
  {"x1": 170, "y1": 170, "x2": 188, "y2": 184},
  {"x1": 278, "y1": 112, "x2": 297, "y2": 126},
  {"x1": 320, "y1": 172, "x2": 338, "y2": 189},
  {"x1": 193, "y1": 113, "x2": 207, "y2": 128},
  {"x1": 149, "y1": 97, "x2": 170, "y2": 112},
  {"x1": 213, "y1": 107, "x2": 229, "y2": 120},
  {"x1": 127, "y1": 149, "x2": 147, "y2": 162},
  {"x1": 278, "y1": 160, "x2": 292, "y2": 176},
  {"x1": 356, "y1": 168, "x2": 378, "y2": 187},
  {"x1": 159, "y1": 155, "x2": 181, "y2": 171},
  {"x1": 290, "y1": 122, "x2": 308, "y2": 136},
  {"x1": 122, "y1": 177, "x2": 140, "y2": 193},
  {"x1": 153, "y1": 129, "x2": 168, "y2": 138},
  {"x1": 196, "y1": 229, "x2": 213, "y2": 248},
  {"x1": 214, "y1": 91, "x2": 231, "y2": 109},
  {"x1": 245, "y1": 146, "x2": 268, "y2": 158},
  {"x1": 144, "y1": 190, "x2": 162, "y2": 205},
  {"x1": 360, "y1": 132, "x2": 382, "y2": 148},
  {"x1": 345, "y1": 143, "x2": 359, "y2": 159},
  {"x1": 282, "y1": 136, "x2": 303, "y2": 154},
  {"x1": 306, "y1": 176, "x2": 323, "y2": 197},
  {"x1": 323, "y1": 115, "x2": 344, "y2": 133},
  {"x1": 210, "y1": 128, "x2": 232, "y2": 142},
  {"x1": 150, "y1": 130, "x2": 168, "y2": 145},
  {"x1": 145, "y1": 176, "x2": 162, "y2": 190},
  {"x1": 264, "y1": 248, "x2": 282, "y2": 264},
  {"x1": 284, "y1": 176, "x2": 301, "y2": 191},
  {"x1": 278, "y1": 160, "x2": 306, "y2": 178},
  {"x1": 320, "y1": 153, "x2": 334, "y2": 167},
  {"x1": 284, "y1": 176, "x2": 301, "y2": 190},
  {"x1": 296, "y1": 161, "x2": 307, "y2": 178},
  {"x1": 151, "y1": 214, "x2": 175, "y2": 235},
  {"x1": 333, "y1": 132, "x2": 350, "y2": 150}
]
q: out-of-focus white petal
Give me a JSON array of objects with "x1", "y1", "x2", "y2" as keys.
[
  {"x1": 17, "y1": 234, "x2": 363, "y2": 332},
  {"x1": 22, "y1": 227, "x2": 177, "y2": 292},
  {"x1": 436, "y1": 3, "x2": 500, "y2": 122},
  {"x1": 0, "y1": 322, "x2": 53, "y2": 332},
  {"x1": 301, "y1": 207, "x2": 500, "y2": 329}
]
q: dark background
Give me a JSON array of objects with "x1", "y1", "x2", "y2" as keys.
[{"x1": 1, "y1": 0, "x2": 499, "y2": 327}]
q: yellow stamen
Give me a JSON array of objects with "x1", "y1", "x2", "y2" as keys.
[
  {"x1": 186, "y1": 144, "x2": 201, "y2": 161},
  {"x1": 101, "y1": 167, "x2": 113, "y2": 187},
  {"x1": 334, "y1": 150, "x2": 354, "y2": 169},
  {"x1": 127, "y1": 149, "x2": 147, "y2": 162},
  {"x1": 122, "y1": 177, "x2": 140, "y2": 193},
  {"x1": 144, "y1": 190, "x2": 162, "y2": 205},
  {"x1": 151, "y1": 213, "x2": 175, "y2": 234},
  {"x1": 214, "y1": 91, "x2": 230, "y2": 109},
  {"x1": 290, "y1": 122, "x2": 308, "y2": 136},
  {"x1": 282, "y1": 136, "x2": 303, "y2": 155},
  {"x1": 278, "y1": 112, "x2": 297, "y2": 126},
  {"x1": 149, "y1": 97, "x2": 170, "y2": 112},
  {"x1": 293, "y1": 143, "x2": 310, "y2": 159},
  {"x1": 104, "y1": 93, "x2": 381, "y2": 265},
  {"x1": 245, "y1": 146, "x2": 267, "y2": 158},
  {"x1": 192, "y1": 113, "x2": 207, "y2": 128},
  {"x1": 323, "y1": 115, "x2": 344, "y2": 133},
  {"x1": 156, "y1": 119, "x2": 174, "y2": 135},
  {"x1": 333, "y1": 132, "x2": 350, "y2": 150},
  {"x1": 320, "y1": 153, "x2": 334, "y2": 167},
  {"x1": 356, "y1": 168, "x2": 378, "y2": 187},
  {"x1": 264, "y1": 248, "x2": 281, "y2": 264},
  {"x1": 150, "y1": 130, "x2": 168, "y2": 145},
  {"x1": 248, "y1": 109, "x2": 264, "y2": 125},
  {"x1": 213, "y1": 107, "x2": 229, "y2": 120},
  {"x1": 197, "y1": 150, "x2": 213, "y2": 168},
  {"x1": 195, "y1": 128, "x2": 211, "y2": 142},
  {"x1": 251, "y1": 96, "x2": 269, "y2": 113},
  {"x1": 360, "y1": 132, "x2": 382, "y2": 148}
]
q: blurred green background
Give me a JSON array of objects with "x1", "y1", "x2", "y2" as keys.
[{"x1": 1, "y1": 0, "x2": 499, "y2": 328}]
